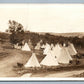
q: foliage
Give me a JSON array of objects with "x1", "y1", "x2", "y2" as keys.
[
  {"x1": 6, "y1": 20, "x2": 84, "y2": 48},
  {"x1": 8, "y1": 20, "x2": 24, "y2": 46}
]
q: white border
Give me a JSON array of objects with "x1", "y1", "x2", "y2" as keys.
[
  {"x1": 0, "y1": 3, "x2": 84, "y2": 81},
  {"x1": 0, "y1": 78, "x2": 84, "y2": 81}
]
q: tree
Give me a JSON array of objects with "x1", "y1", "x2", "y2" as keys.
[
  {"x1": 8, "y1": 20, "x2": 24, "y2": 48},
  {"x1": 8, "y1": 20, "x2": 24, "y2": 33}
]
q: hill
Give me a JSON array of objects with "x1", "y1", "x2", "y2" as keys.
[
  {"x1": 0, "y1": 31, "x2": 84, "y2": 41},
  {"x1": 37, "y1": 32, "x2": 84, "y2": 38}
]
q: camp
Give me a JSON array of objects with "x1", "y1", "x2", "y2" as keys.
[
  {"x1": 57, "y1": 47, "x2": 72, "y2": 64},
  {"x1": 24, "y1": 53, "x2": 41, "y2": 68},
  {"x1": 67, "y1": 42, "x2": 77, "y2": 56},
  {"x1": 40, "y1": 50, "x2": 59, "y2": 66},
  {"x1": 22, "y1": 43, "x2": 31, "y2": 51}
]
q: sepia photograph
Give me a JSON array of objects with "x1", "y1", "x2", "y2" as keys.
[{"x1": 0, "y1": 3, "x2": 84, "y2": 80}]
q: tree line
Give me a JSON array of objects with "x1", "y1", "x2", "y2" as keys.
[{"x1": 5, "y1": 20, "x2": 84, "y2": 48}]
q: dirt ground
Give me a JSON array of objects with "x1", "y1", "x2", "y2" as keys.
[
  {"x1": 0, "y1": 44, "x2": 31, "y2": 77},
  {"x1": 0, "y1": 43, "x2": 44, "y2": 77},
  {"x1": 29, "y1": 69, "x2": 84, "y2": 78}
]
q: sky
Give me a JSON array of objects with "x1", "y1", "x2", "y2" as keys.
[{"x1": 0, "y1": 4, "x2": 84, "y2": 33}]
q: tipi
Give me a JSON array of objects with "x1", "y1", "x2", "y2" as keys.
[
  {"x1": 14, "y1": 43, "x2": 21, "y2": 49},
  {"x1": 63, "y1": 43, "x2": 66, "y2": 47},
  {"x1": 40, "y1": 50, "x2": 59, "y2": 66},
  {"x1": 67, "y1": 43, "x2": 77, "y2": 56},
  {"x1": 24, "y1": 53, "x2": 40, "y2": 67},
  {"x1": 28, "y1": 39, "x2": 33, "y2": 50},
  {"x1": 43, "y1": 43, "x2": 51, "y2": 55},
  {"x1": 22, "y1": 43, "x2": 31, "y2": 51},
  {"x1": 35, "y1": 42, "x2": 41, "y2": 50},
  {"x1": 14, "y1": 43, "x2": 18, "y2": 49},
  {"x1": 51, "y1": 43, "x2": 54, "y2": 50},
  {"x1": 41, "y1": 44, "x2": 46, "y2": 49},
  {"x1": 57, "y1": 47, "x2": 72, "y2": 64},
  {"x1": 51, "y1": 43, "x2": 62, "y2": 58}
]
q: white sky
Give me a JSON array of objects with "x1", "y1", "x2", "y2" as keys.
[{"x1": 0, "y1": 4, "x2": 84, "y2": 33}]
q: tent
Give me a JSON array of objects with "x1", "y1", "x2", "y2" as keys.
[
  {"x1": 51, "y1": 43, "x2": 54, "y2": 50},
  {"x1": 57, "y1": 47, "x2": 72, "y2": 64},
  {"x1": 22, "y1": 43, "x2": 31, "y2": 51},
  {"x1": 14, "y1": 43, "x2": 18, "y2": 49},
  {"x1": 67, "y1": 43, "x2": 77, "y2": 56},
  {"x1": 51, "y1": 43, "x2": 62, "y2": 58},
  {"x1": 63, "y1": 43, "x2": 66, "y2": 47},
  {"x1": 41, "y1": 44, "x2": 46, "y2": 49},
  {"x1": 35, "y1": 42, "x2": 41, "y2": 50},
  {"x1": 43, "y1": 43, "x2": 51, "y2": 55},
  {"x1": 35, "y1": 40, "x2": 43, "y2": 50},
  {"x1": 14, "y1": 43, "x2": 21, "y2": 49},
  {"x1": 24, "y1": 53, "x2": 40, "y2": 67},
  {"x1": 28, "y1": 39, "x2": 33, "y2": 50},
  {"x1": 40, "y1": 40, "x2": 43, "y2": 43},
  {"x1": 40, "y1": 50, "x2": 59, "y2": 66}
]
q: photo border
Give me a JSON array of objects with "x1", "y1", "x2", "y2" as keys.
[
  {"x1": 0, "y1": 0, "x2": 84, "y2": 3},
  {"x1": 0, "y1": 0, "x2": 84, "y2": 83}
]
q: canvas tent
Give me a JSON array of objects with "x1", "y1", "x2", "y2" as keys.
[
  {"x1": 14, "y1": 43, "x2": 21, "y2": 49},
  {"x1": 67, "y1": 43, "x2": 77, "y2": 56},
  {"x1": 35, "y1": 42, "x2": 41, "y2": 50},
  {"x1": 51, "y1": 43, "x2": 62, "y2": 58},
  {"x1": 28, "y1": 39, "x2": 33, "y2": 50},
  {"x1": 14, "y1": 43, "x2": 18, "y2": 49},
  {"x1": 40, "y1": 40, "x2": 43, "y2": 43},
  {"x1": 24, "y1": 53, "x2": 40, "y2": 67},
  {"x1": 43, "y1": 43, "x2": 51, "y2": 55},
  {"x1": 41, "y1": 44, "x2": 46, "y2": 49},
  {"x1": 51, "y1": 43, "x2": 54, "y2": 50},
  {"x1": 40, "y1": 51, "x2": 59, "y2": 66},
  {"x1": 57, "y1": 47, "x2": 72, "y2": 64},
  {"x1": 22, "y1": 43, "x2": 31, "y2": 51},
  {"x1": 63, "y1": 43, "x2": 66, "y2": 47}
]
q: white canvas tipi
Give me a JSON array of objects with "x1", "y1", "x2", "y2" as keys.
[
  {"x1": 40, "y1": 51, "x2": 59, "y2": 66},
  {"x1": 14, "y1": 43, "x2": 18, "y2": 49},
  {"x1": 41, "y1": 44, "x2": 46, "y2": 49},
  {"x1": 57, "y1": 47, "x2": 72, "y2": 64},
  {"x1": 63, "y1": 43, "x2": 66, "y2": 47},
  {"x1": 24, "y1": 53, "x2": 40, "y2": 67},
  {"x1": 43, "y1": 43, "x2": 51, "y2": 55},
  {"x1": 14, "y1": 43, "x2": 21, "y2": 49},
  {"x1": 67, "y1": 43, "x2": 77, "y2": 56},
  {"x1": 35, "y1": 42, "x2": 41, "y2": 50},
  {"x1": 22, "y1": 43, "x2": 31, "y2": 51},
  {"x1": 51, "y1": 43, "x2": 62, "y2": 58},
  {"x1": 28, "y1": 39, "x2": 33, "y2": 50},
  {"x1": 51, "y1": 43, "x2": 54, "y2": 50}
]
